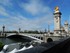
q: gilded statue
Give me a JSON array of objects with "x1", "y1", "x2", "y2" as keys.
[{"x1": 55, "y1": 6, "x2": 59, "y2": 11}]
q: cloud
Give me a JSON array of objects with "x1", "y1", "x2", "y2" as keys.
[
  {"x1": 20, "y1": 0, "x2": 53, "y2": 22},
  {"x1": 0, "y1": 5, "x2": 9, "y2": 16},
  {"x1": 0, "y1": 0, "x2": 54, "y2": 31},
  {"x1": 0, "y1": 14, "x2": 40, "y2": 30},
  {"x1": 20, "y1": 0, "x2": 52, "y2": 16},
  {"x1": 0, "y1": 0, "x2": 12, "y2": 6},
  {"x1": 0, "y1": 13, "x2": 53, "y2": 31},
  {"x1": 19, "y1": 0, "x2": 53, "y2": 30}
]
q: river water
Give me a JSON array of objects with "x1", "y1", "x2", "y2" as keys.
[
  {"x1": 0, "y1": 38, "x2": 28, "y2": 45},
  {"x1": 0, "y1": 38, "x2": 17, "y2": 45},
  {"x1": 0, "y1": 36, "x2": 33, "y2": 45}
]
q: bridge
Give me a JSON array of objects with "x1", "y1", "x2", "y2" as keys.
[
  {"x1": 0, "y1": 32, "x2": 70, "y2": 53},
  {"x1": 0, "y1": 32, "x2": 67, "y2": 43},
  {"x1": 7, "y1": 33, "x2": 43, "y2": 43}
]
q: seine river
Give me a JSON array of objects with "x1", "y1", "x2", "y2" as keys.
[{"x1": 0, "y1": 35, "x2": 33, "y2": 45}]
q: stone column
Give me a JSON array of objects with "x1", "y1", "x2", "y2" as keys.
[{"x1": 53, "y1": 6, "x2": 62, "y2": 35}]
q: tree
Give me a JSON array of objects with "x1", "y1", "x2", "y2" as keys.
[{"x1": 0, "y1": 42, "x2": 4, "y2": 51}]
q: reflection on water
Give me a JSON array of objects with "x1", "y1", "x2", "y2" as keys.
[
  {"x1": 0, "y1": 35, "x2": 34, "y2": 45},
  {"x1": 0, "y1": 38, "x2": 31, "y2": 45},
  {"x1": 0, "y1": 38, "x2": 16, "y2": 45}
]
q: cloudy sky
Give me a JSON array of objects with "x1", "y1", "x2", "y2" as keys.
[{"x1": 0, "y1": 0, "x2": 70, "y2": 31}]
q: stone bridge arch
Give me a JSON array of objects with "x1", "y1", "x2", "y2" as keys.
[{"x1": 44, "y1": 36, "x2": 62, "y2": 43}]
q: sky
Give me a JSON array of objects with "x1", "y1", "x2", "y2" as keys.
[{"x1": 0, "y1": 0, "x2": 70, "y2": 31}]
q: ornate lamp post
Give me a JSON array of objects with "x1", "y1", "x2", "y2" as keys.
[
  {"x1": 2, "y1": 25, "x2": 5, "y2": 36},
  {"x1": 19, "y1": 28, "x2": 21, "y2": 33}
]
